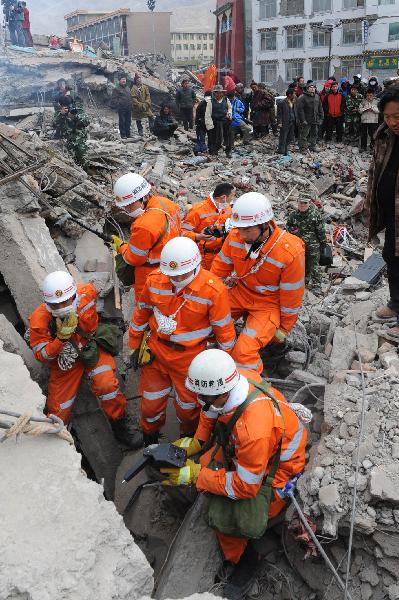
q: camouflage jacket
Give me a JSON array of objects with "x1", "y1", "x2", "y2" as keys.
[
  {"x1": 344, "y1": 94, "x2": 362, "y2": 122},
  {"x1": 286, "y1": 204, "x2": 326, "y2": 248},
  {"x1": 53, "y1": 110, "x2": 89, "y2": 143}
]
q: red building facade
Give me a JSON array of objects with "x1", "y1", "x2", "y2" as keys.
[{"x1": 214, "y1": 0, "x2": 247, "y2": 84}]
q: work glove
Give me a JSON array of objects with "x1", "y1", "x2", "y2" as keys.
[
  {"x1": 56, "y1": 312, "x2": 78, "y2": 340},
  {"x1": 110, "y1": 235, "x2": 124, "y2": 253},
  {"x1": 173, "y1": 437, "x2": 202, "y2": 457},
  {"x1": 160, "y1": 459, "x2": 202, "y2": 486},
  {"x1": 129, "y1": 349, "x2": 140, "y2": 371},
  {"x1": 274, "y1": 327, "x2": 287, "y2": 344}
]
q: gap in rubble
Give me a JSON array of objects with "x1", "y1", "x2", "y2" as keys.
[{"x1": 0, "y1": 273, "x2": 24, "y2": 336}]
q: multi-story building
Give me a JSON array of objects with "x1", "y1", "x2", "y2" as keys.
[
  {"x1": 214, "y1": 0, "x2": 253, "y2": 83},
  {"x1": 252, "y1": 0, "x2": 399, "y2": 87},
  {"x1": 65, "y1": 9, "x2": 171, "y2": 57},
  {"x1": 171, "y1": 29, "x2": 215, "y2": 69}
]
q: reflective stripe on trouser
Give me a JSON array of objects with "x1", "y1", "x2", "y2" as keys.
[
  {"x1": 46, "y1": 348, "x2": 126, "y2": 424},
  {"x1": 214, "y1": 491, "x2": 287, "y2": 563},
  {"x1": 139, "y1": 339, "x2": 202, "y2": 434},
  {"x1": 228, "y1": 284, "x2": 280, "y2": 374}
]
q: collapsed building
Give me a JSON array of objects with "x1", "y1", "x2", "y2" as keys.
[{"x1": 0, "y1": 41, "x2": 399, "y2": 600}]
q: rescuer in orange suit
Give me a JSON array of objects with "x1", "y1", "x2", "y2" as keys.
[
  {"x1": 28, "y1": 270, "x2": 142, "y2": 448},
  {"x1": 181, "y1": 182, "x2": 235, "y2": 269},
  {"x1": 211, "y1": 192, "x2": 305, "y2": 373},
  {"x1": 128, "y1": 237, "x2": 236, "y2": 446},
  {"x1": 111, "y1": 172, "x2": 181, "y2": 300},
  {"x1": 161, "y1": 349, "x2": 308, "y2": 600}
]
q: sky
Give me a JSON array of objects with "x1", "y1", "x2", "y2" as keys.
[{"x1": 27, "y1": 0, "x2": 216, "y2": 36}]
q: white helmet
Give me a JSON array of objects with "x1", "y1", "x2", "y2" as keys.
[
  {"x1": 42, "y1": 271, "x2": 77, "y2": 304},
  {"x1": 186, "y1": 349, "x2": 240, "y2": 395},
  {"x1": 160, "y1": 237, "x2": 201, "y2": 276},
  {"x1": 113, "y1": 173, "x2": 151, "y2": 207},
  {"x1": 231, "y1": 192, "x2": 274, "y2": 228}
]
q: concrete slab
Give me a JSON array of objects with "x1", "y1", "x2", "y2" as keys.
[
  {"x1": 0, "y1": 342, "x2": 153, "y2": 600},
  {"x1": 0, "y1": 313, "x2": 43, "y2": 381},
  {"x1": 0, "y1": 214, "x2": 65, "y2": 324}
]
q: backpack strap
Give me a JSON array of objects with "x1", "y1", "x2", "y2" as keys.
[{"x1": 148, "y1": 199, "x2": 170, "y2": 252}]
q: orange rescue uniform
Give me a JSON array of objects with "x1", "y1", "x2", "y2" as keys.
[
  {"x1": 211, "y1": 222, "x2": 305, "y2": 373},
  {"x1": 128, "y1": 267, "x2": 236, "y2": 435},
  {"x1": 118, "y1": 195, "x2": 181, "y2": 299},
  {"x1": 195, "y1": 371, "x2": 307, "y2": 563},
  {"x1": 29, "y1": 283, "x2": 126, "y2": 424},
  {"x1": 181, "y1": 194, "x2": 232, "y2": 269}
]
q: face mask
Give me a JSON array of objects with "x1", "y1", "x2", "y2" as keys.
[
  {"x1": 216, "y1": 201, "x2": 229, "y2": 211},
  {"x1": 209, "y1": 404, "x2": 225, "y2": 414},
  {"x1": 123, "y1": 206, "x2": 145, "y2": 219},
  {"x1": 198, "y1": 398, "x2": 224, "y2": 413},
  {"x1": 171, "y1": 268, "x2": 197, "y2": 292},
  {"x1": 48, "y1": 296, "x2": 79, "y2": 318}
]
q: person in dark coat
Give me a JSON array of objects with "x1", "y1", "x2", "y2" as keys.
[
  {"x1": 152, "y1": 104, "x2": 178, "y2": 140},
  {"x1": 176, "y1": 78, "x2": 196, "y2": 131},
  {"x1": 365, "y1": 87, "x2": 399, "y2": 336},
  {"x1": 205, "y1": 84, "x2": 233, "y2": 158},
  {"x1": 296, "y1": 82, "x2": 324, "y2": 151},
  {"x1": 193, "y1": 91, "x2": 212, "y2": 154},
  {"x1": 249, "y1": 82, "x2": 274, "y2": 139},
  {"x1": 111, "y1": 74, "x2": 133, "y2": 139},
  {"x1": 277, "y1": 88, "x2": 296, "y2": 155}
]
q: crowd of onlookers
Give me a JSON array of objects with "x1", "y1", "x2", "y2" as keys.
[{"x1": 1, "y1": 0, "x2": 33, "y2": 47}]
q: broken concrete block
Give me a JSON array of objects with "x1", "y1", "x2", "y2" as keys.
[
  {"x1": 330, "y1": 327, "x2": 356, "y2": 374},
  {"x1": 342, "y1": 276, "x2": 370, "y2": 291},
  {"x1": 0, "y1": 214, "x2": 65, "y2": 325},
  {"x1": 392, "y1": 443, "x2": 399, "y2": 460},
  {"x1": 74, "y1": 231, "x2": 111, "y2": 273},
  {"x1": 355, "y1": 332, "x2": 378, "y2": 363},
  {"x1": 0, "y1": 314, "x2": 42, "y2": 381},
  {"x1": 0, "y1": 343, "x2": 153, "y2": 600},
  {"x1": 370, "y1": 464, "x2": 399, "y2": 503},
  {"x1": 389, "y1": 585, "x2": 399, "y2": 600},
  {"x1": 318, "y1": 484, "x2": 343, "y2": 536},
  {"x1": 380, "y1": 350, "x2": 399, "y2": 372}
]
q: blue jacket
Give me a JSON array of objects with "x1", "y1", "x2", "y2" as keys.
[
  {"x1": 339, "y1": 77, "x2": 350, "y2": 98},
  {"x1": 231, "y1": 98, "x2": 245, "y2": 127}
]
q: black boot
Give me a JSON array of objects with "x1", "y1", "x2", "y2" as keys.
[
  {"x1": 143, "y1": 431, "x2": 160, "y2": 447},
  {"x1": 111, "y1": 413, "x2": 143, "y2": 449},
  {"x1": 223, "y1": 544, "x2": 261, "y2": 600}
]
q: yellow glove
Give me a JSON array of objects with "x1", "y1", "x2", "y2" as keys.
[
  {"x1": 110, "y1": 235, "x2": 124, "y2": 253},
  {"x1": 173, "y1": 437, "x2": 202, "y2": 457},
  {"x1": 274, "y1": 327, "x2": 287, "y2": 343},
  {"x1": 160, "y1": 459, "x2": 202, "y2": 486},
  {"x1": 56, "y1": 312, "x2": 78, "y2": 340}
]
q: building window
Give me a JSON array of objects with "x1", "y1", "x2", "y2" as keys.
[
  {"x1": 210, "y1": 33, "x2": 214, "y2": 39},
  {"x1": 210, "y1": 43, "x2": 214, "y2": 49},
  {"x1": 389, "y1": 22, "x2": 399, "y2": 41},
  {"x1": 312, "y1": 60, "x2": 329, "y2": 81},
  {"x1": 203, "y1": 43, "x2": 207, "y2": 49},
  {"x1": 260, "y1": 30, "x2": 277, "y2": 50},
  {"x1": 379, "y1": 0, "x2": 395, "y2": 4},
  {"x1": 259, "y1": 0, "x2": 277, "y2": 19},
  {"x1": 197, "y1": 43, "x2": 201, "y2": 49},
  {"x1": 312, "y1": 28, "x2": 331, "y2": 47},
  {"x1": 313, "y1": 0, "x2": 331, "y2": 11},
  {"x1": 342, "y1": 21, "x2": 362, "y2": 44},
  {"x1": 176, "y1": 44, "x2": 182, "y2": 50},
  {"x1": 285, "y1": 61, "x2": 304, "y2": 81},
  {"x1": 281, "y1": 0, "x2": 304, "y2": 16},
  {"x1": 286, "y1": 27, "x2": 304, "y2": 49},
  {"x1": 190, "y1": 43, "x2": 195, "y2": 49},
  {"x1": 260, "y1": 63, "x2": 277, "y2": 83},
  {"x1": 176, "y1": 33, "x2": 181, "y2": 40},
  {"x1": 343, "y1": 0, "x2": 364, "y2": 7},
  {"x1": 184, "y1": 44, "x2": 189, "y2": 50},
  {"x1": 183, "y1": 33, "x2": 188, "y2": 40},
  {"x1": 340, "y1": 58, "x2": 363, "y2": 78},
  {"x1": 190, "y1": 33, "x2": 195, "y2": 39}
]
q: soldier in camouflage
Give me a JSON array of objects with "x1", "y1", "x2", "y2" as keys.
[
  {"x1": 286, "y1": 198, "x2": 327, "y2": 291},
  {"x1": 52, "y1": 98, "x2": 90, "y2": 166},
  {"x1": 344, "y1": 86, "x2": 362, "y2": 143}
]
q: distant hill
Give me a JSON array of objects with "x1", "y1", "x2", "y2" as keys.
[{"x1": 28, "y1": 0, "x2": 216, "y2": 36}]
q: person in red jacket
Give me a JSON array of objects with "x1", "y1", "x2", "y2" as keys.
[
  {"x1": 21, "y1": 2, "x2": 33, "y2": 47},
  {"x1": 323, "y1": 81, "x2": 345, "y2": 143},
  {"x1": 29, "y1": 270, "x2": 141, "y2": 448}
]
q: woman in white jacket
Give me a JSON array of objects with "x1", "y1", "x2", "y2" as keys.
[{"x1": 359, "y1": 89, "x2": 379, "y2": 151}]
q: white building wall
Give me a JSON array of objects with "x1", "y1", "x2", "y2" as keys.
[{"x1": 252, "y1": 0, "x2": 399, "y2": 88}]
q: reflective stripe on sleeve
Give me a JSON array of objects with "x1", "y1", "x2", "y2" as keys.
[
  {"x1": 280, "y1": 306, "x2": 301, "y2": 315},
  {"x1": 280, "y1": 421, "x2": 304, "y2": 461},
  {"x1": 210, "y1": 313, "x2": 232, "y2": 327},
  {"x1": 218, "y1": 338, "x2": 236, "y2": 351},
  {"x1": 129, "y1": 320, "x2": 148, "y2": 332},
  {"x1": 265, "y1": 256, "x2": 286, "y2": 269},
  {"x1": 80, "y1": 299, "x2": 96, "y2": 315},
  {"x1": 41, "y1": 347, "x2": 56, "y2": 360},
  {"x1": 234, "y1": 460, "x2": 265, "y2": 485},
  {"x1": 185, "y1": 294, "x2": 212, "y2": 305},
  {"x1": 143, "y1": 387, "x2": 172, "y2": 400},
  {"x1": 32, "y1": 342, "x2": 47, "y2": 353},
  {"x1": 229, "y1": 240, "x2": 246, "y2": 249},
  {"x1": 87, "y1": 364, "x2": 112, "y2": 380},
  {"x1": 255, "y1": 285, "x2": 279, "y2": 293},
  {"x1": 280, "y1": 279, "x2": 304, "y2": 291},
  {"x1": 170, "y1": 326, "x2": 212, "y2": 342},
  {"x1": 146, "y1": 257, "x2": 160, "y2": 265},
  {"x1": 217, "y1": 251, "x2": 233, "y2": 265},
  {"x1": 138, "y1": 302, "x2": 153, "y2": 310},
  {"x1": 200, "y1": 212, "x2": 218, "y2": 218},
  {"x1": 182, "y1": 223, "x2": 195, "y2": 230},
  {"x1": 235, "y1": 360, "x2": 262, "y2": 371},
  {"x1": 60, "y1": 395, "x2": 76, "y2": 410},
  {"x1": 98, "y1": 389, "x2": 120, "y2": 402},
  {"x1": 175, "y1": 393, "x2": 198, "y2": 410},
  {"x1": 242, "y1": 327, "x2": 257, "y2": 338},
  {"x1": 128, "y1": 243, "x2": 149, "y2": 257},
  {"x1": 148, "y1": 287, "x2": 174, "y2": 295},
  {"x1": 225, "y1": 472, "x2": 237, "y2": 499},
  {"x1": 145, "y1": 411, "x2": 165, "y2": 423}
]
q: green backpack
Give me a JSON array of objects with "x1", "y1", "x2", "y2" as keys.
[
  {"x1": 70, "y1": 323, "x2": 122, "y2": 368},
  {"x1": 206, "y1": 380, "x2": 284, "y2": 539}
]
